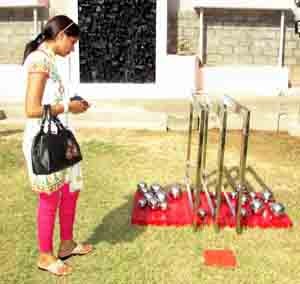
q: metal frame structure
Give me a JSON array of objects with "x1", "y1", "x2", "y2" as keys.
[{"x1": 185, "y1": 91, "x2": 251, "y2": 233}]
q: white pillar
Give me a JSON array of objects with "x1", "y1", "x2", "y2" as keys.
[
  {"x1": 197, "y1": 8, "x2": 204, "y2": 61},
  {"x1": 68, "y1": 0, "x2": 80, "y2": 88},
  {"x1": 33, "y1": 8, "x2": 38, "y2": 37},
  {"x1": 278, "y1": 10, "x2": 285, "y2": 66}
]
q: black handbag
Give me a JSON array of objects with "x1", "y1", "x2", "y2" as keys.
[{"x1": 31, "y1": 104, "x2": 82, "y2": 175}]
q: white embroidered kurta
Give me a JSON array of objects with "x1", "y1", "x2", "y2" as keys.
[{"x1": 22, "y1": 43, "x2": 83, "y2": 194}]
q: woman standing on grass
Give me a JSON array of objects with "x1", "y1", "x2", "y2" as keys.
[{"x1": 22, "y1": 15, "x2": 92, "y2": 276}]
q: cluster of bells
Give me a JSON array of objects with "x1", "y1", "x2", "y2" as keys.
[
  {"x1": 136, "y1": 182, "x2": 286, "y2": 221},
  {"x1": 137, "y1": 182, "x2": 182, "y2": 211},
  {"x1": 197, "y1": 189, "x2": 286, "y2": 220}
]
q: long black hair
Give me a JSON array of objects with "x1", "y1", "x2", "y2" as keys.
[{"x1": 22, "y1": 15, "x2": 79, "y2": 64}]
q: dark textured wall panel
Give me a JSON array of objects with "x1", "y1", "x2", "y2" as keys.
[{"x1": 78, "y1": 0, "x2": 156, "y2": 83}]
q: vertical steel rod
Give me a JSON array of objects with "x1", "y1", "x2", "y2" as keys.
[
  {"x1": 236, "y1": 110, "x2": 250, "y2": 234},
  {"x1": 198, "y1": 8, "x2": 204, "y2": 62},
  {"x1": 214, "y1": 105, "x2": 227, "y2": 232},
  {"x1": 195, "y1": 110, "x2": 205, "y2": 189},
  {"x1": 185, "y1": 102, "x2": 194, "y2": 211},
  {"x1": 278, "y1": 10, "x2": 285, "y2": 67},
  {"x1": 193, "y1": 108, "x2": 206, "y2": 229},
  {"x1": 201, "y1": 107, "x2": 215, "y2": 217},
  {"x1": 186, "y1": 103, "x2": 194, "y2": 171},
  {"x1": 33, "y1": 8, "x2": 38, "y2": 37},
  {"x1": 201, "y1": 107, "x2": 209, "y2": 176}
]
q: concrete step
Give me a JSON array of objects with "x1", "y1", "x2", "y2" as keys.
[
  {"x1": 166, "y1": 110, "x2": 300, "y2": 133},
  {"x1": 73, "y1": 104, "x2": 168, "y2": 131}
]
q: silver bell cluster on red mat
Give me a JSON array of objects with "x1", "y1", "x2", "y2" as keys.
[{"x1": 136, "y1": 182, "x2": 183, "y2": 211}]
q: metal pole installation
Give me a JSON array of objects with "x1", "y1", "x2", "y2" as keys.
[
  {"x1": 214, "y1": 104, "x2": 227, "y2": 232},
  {"x1": 278, "y1": 10, "x2": 285, "y2": 66},
  {"x1": 236, "y1": 109, "x2": 251, "y2": 234},
  {"x1": 185, "y1": 102, "x2": 195, "y2": 210}
]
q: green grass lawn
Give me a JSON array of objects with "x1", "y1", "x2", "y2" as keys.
[{"x1": 1, "y1": 126, "x2": 300, "y2": 284}]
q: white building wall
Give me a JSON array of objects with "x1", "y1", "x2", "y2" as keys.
[
  {"x1": 179, "y1": 0, "x2": 193, "y2": 10},
  {"x1": 49, "y1": 0, "x2": 72, "y2": 17},
  {"x1": 0, "y1": 0, "x2": 296, "y2": 101},
  {"x1": 168, "y1": 0, "x2": 193, "y2": 18},
  {"x1": 0, "y1": 0, "x2": 195, "y2": 101}
]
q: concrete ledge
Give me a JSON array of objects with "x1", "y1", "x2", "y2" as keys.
[
  {"x1": 73, "y1": 105, "x2": 168, "y2": 131},
  {"x1": 166, "y1": 113, "x2": 284, "y2": 132},
  {"x1": 166, "y1": 94, "x2": 300, "y2": 132},
  {"x1": 1, "y1": 97, "x2": 300, "y2": 133},
  {"x1": 0, "y1": 102, "x2": 168, "y2": 131}
]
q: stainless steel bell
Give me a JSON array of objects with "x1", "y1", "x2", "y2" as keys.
[
  {"x1": 270, "y1": 202, "x2": 285, "y2": 216},
  {"x1": 210, "y1": 191, "x2": 216, "y2": 198},
  {"x1": 249, "y1": 191, "x2": 256, "y2": 199},
  {"x1": 137, "y1": 182, "x2": 148, "y2": 194},
  {"x1": 144, "y1": 191, "x2": 154, "y2": 201},
  {"x1": 138, "y1": 198, "x2": 147, "y2": 208},
  {"x1": 150, "y1": 183, "x2": 162, "y2": 193},
  {"x1": 262, "y1": 189, "x2": 273, "y2": 203},
  {"x1": 241, "y1": 194, "x2": 249, "y2": 205},
  {"x1": 169, "y1": 184, "x2": 182, "y2": 199},
  {"x1": 155, "y1": 190, "x2": 167, "y2": 203},
  {"x1": 251, "y1": 198, "x2": 264, "y2": 214},
  {"x1": 148, "y1": 197, "x2": 159, "y2": 210},
  {"x1": 197, "y1": 208, "x2": 206, "y2": 219},
  {"x1": 240, "y1": 207, "x2": 248, "y2": 218},
  {"x1": 159, "y1": 201, "x2": 168, "y2": 211},
  {"x1": 230, "y1": 191, "x2": 238, "y2": 199}
]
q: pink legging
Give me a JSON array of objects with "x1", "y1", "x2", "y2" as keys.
[{"x1": 37, "y1": 183, "x2": 79, "y2": 253}]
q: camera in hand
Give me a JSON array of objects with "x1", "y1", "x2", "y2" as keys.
[
  {"x1": 70, "y1": 95, "x2": 84, "y2": 101},
  {"x1": 70, "y1": 95, "x2": 89, "y2": 107}
]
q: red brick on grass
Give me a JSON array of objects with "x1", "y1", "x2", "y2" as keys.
[{"x1": 203, "y1": 249, "x2": 237, "y2": 268}]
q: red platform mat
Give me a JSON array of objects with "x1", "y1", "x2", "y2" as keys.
[
  {"x1": 194, "y1": 192, "x2": 293, "y2": 229},
  {"x1": 131, "y1": 191, "x2": 193, "y2": 226},
  {"x1": 131, "y1": 191, "x2": 293, "y2": 229}
]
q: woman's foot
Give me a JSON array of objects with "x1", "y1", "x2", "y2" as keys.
[
  {"x1": 58, "y1": 240, "x2": 93, "y2": 260},
  {"x1": 37, "y1": 253, "x2": 72, "y2": 276}
]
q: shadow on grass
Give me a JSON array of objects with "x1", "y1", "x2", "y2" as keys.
[
  {"x1": 0, "y1": 129, "x2": 23, "y2": 137},
  {"x1": 85, "y1": 195, "x2": 146, "y2": 245}
]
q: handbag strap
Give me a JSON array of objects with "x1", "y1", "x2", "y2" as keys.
[
  {"x1": 40, "y1": 104, "x2": 51, "y2": 133},
  {"x1": 52, "y1": 116, "x2": 66, "y2": 131},
  {"x1": 40, "y1": 104, "x2": 66, "y2": 134}
]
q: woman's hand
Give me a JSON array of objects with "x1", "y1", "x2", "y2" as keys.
[{"x1": 69, "y1": 100, "x2": 90, "y2": 114}]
